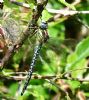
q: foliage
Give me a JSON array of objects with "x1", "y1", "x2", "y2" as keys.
[{"x1": 0, "y1": 0, "x2": 89, "y2": 100}]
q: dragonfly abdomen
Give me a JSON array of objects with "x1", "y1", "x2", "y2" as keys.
[{"x1": 21, "y1": 42, "x2": 42, "y2": 95}]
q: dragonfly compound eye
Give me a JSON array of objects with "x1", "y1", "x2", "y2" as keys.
[{"x1": 40, "y1": 22, "x2": 48, "y2": 30}]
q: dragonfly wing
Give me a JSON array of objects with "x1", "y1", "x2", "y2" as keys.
[{"x1": 2, "y1": 18, "x2": 22, "y2": 47}]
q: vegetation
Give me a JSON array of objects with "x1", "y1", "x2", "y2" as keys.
[{"x1": 0, "y1": 0, "x2": 89, "y2": 100}]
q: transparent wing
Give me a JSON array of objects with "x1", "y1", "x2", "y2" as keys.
[{"x1": 2, "y1": 17, "x2": 22, "y2": 47}]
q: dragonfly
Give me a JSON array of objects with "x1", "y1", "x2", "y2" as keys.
[{"x1": 21, "y1": 21, "x2": 49, "y2": 95}]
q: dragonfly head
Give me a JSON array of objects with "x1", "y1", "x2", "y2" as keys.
[{"x1": 40, "y1": 22, "x2": 48, "y2": 30}]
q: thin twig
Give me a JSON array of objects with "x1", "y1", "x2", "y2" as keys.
[
  {"x1": 10, "y1": 0, "x2": 30, "y2": 8},
  {"x1": 47, "y1": 0, "x2": 81, "y2": 22},
  {"x1": 1, "y1": 67, "x2": 89, "y2": 82},
  {"x1": 47, "y1": 9, "x2": 89, "y2": 15}
]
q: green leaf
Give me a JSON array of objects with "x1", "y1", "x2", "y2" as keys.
[
  {"x1": 67, "y1": 36, "x2": 89, "y2": 69},
  {"x1": 66, "y1": 53, "x2": 86, "y2": 78},
  {"x1": 28, "y1": 85, "x2": 48, "y2": 100},
  {"x1": 42, "y1": 10, "x2": 52, "y2": 21},
  {"x1": 67, "y1": 80, "x2": 80, "y2": 90},
  {"x1": 9, "y1": 83, "x2": 18, "y2": 96},
  {"x1": 66, "y1": 37, "x2": 89, "y2": 77},
  {"x1": 76, "y1": 36, "x2": 89, "y2": 57}
]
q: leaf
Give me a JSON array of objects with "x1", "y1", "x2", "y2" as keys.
[
  {"x1": 67, "y1": 37, "x2": 89, "y2": 69},
  {"x1": 9, "y1": 83, "x2": 18, "y2": 96},
  {"x1": 76, "y1": 36, "x2": 89, "y2": 58},
  {"x1": 66, "y1": 37, "x2": 89, "y2": 77},
  {"x1": 28, "y1": 85, "x2": 48, "y2": 100},
  {"x1": 66, "y1": 53, "x2": 86, "y2": 78},
  {"x1": 68, "y1": 80, "x2": 80, "y2": 89},
  {"x1": 67, "y1": 80, "x2": 80, "y2": 93},
  {"x1": 42, "y1": 10, "x2": 52, "y2": 21}
]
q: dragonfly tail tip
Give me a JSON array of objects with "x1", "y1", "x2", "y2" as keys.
[{"x1": 21, "y1": 91, "x2": 24, "y2": 96}]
